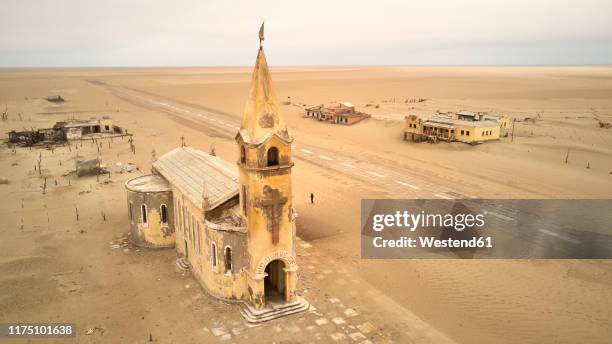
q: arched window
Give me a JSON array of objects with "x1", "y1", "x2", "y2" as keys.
[
  {"x1": 240, "y1": 146, "x2": 246, "y2": 164},
  {"x1": 211, "y1": 243, "x2": 218, "y2": 271},
  {"x1": 224, "y1": 246, "x2": 233, "y2": 273},
  {"x1": 267, "y1": 147, "x2": 279, "y2": 166},
  {"x1": 128, "y1": 201, "x2": 133, "y2": 222},
  {"x1": 160, "y1": 204, "x2": 168, "y2": 224},
  {"x1": 141, "y1": 204, "x2": 148, "y2": 226}
]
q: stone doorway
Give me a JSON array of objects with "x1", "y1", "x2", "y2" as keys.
[{"x1": 264, "y1": 259, "x2": 286, "y2": 304}]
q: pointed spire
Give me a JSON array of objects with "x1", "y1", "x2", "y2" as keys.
[{"x1": 239, "y1": 29, "x2": 290, "y2": 144}]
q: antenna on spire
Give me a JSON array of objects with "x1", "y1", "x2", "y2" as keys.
[{"x1": 259, "y1": 22, "x2": 265, "y2": 48}]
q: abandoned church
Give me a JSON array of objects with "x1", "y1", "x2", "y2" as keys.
[{"x1": 124, "y1": 36, "x2": 308, "y2": 323}]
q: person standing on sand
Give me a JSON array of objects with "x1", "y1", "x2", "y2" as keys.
[{"x1": 310, "y1": 193, "x2": 314, "y2": 204}]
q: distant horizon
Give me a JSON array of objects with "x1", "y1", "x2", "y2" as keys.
[{"x1": 2, "y1": 63, "x2": 612, "y2": 70}]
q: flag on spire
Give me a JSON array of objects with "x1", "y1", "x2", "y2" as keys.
[{"x1": 259, "y1": 22, "x2": 265, "y2": 47}]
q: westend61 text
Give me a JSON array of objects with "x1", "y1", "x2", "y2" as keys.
[{"x1": 372, "y1": 236, "x2": 493, "y2": 249}]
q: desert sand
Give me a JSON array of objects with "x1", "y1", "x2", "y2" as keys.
[{"x1": 1, "y1": 65, "x2": 612, "y2": 343}]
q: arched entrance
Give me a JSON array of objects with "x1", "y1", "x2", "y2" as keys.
[{"x1": 264, "y1": 259, "x2": 286, "y2": 304}]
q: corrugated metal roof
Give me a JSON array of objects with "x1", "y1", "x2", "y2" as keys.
[
  {"x1": 423, "y1": 117, "x2": 499, "y2": 128},
  {"x1": 153, "y1": 147, "x2": 238, "y2": 211}
]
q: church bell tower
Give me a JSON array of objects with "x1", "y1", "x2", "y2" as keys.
[{"x1": 235, "y1": 27, "x2": 299, "y2": 310}]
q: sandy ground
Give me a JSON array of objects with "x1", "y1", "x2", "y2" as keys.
[{"x1": 1, "y1": 66, "x2": 612, "y2": 343}]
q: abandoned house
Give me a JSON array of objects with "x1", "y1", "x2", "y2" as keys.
[
  {"x1": 8, "y1": 117, "x2": 125, "y2": 146},
  {"x1": 404, "y1": 111, "x2": 509, "y2": 144},
  {"x1": 54, "y1": 117, "x2": 120, "y2": 140},
  {"x1": 304, "y1": 102, "x2": 370, "y2": 125},
  {"x1": 124, "y1": 41, "x2": 308, "y2": 323},
  {"x1": 8, "y1": 130, "x2": 45, "y2": 146}
]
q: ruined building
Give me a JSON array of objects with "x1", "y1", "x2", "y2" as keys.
[
  {"x1": 124, "y1": 39, "x2": 308, "y2": 323},
  {"x1": 305, "y1": 102, "x2": 370, "y2": 125},
  {"x1": 8, "y1": 117, "x2": 125, "y2": 146},
  {"x1": 404, "y1": 111, "x2": 510, "y2": 144}
]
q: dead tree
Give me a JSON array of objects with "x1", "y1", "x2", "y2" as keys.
[{"x1": 128, "y1": 137, "x2": 135, "y2": 154}]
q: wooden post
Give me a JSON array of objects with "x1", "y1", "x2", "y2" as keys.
[{"x1": 511, "y1": 118, "x2": 516, "y2": 142}]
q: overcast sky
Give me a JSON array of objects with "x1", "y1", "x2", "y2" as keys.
[{"x1": 1, "y1": 0, "x2": 611, "y2": 67}]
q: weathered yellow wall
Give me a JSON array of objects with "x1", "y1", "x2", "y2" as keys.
[
  {"x1": 173, "y1": 188, "x2": 248, "y2": 302},
  {"x1": 140, "y1": 208, "x2": 175, "y2": 247},
  {"x1": 453, "y1": 124, "x2": 500, "y2": 142},
  {"x1": 126, "y1": 189, "x2": 175, "y2": 248},
  {"x1": 99, "y1": 118, "x2": 113, "y2": 132},
  {"x1": 404, "y1": 117, "x2": 500, "y2": 142},
  {"x1": 242, "y1": 136, "x2": 294, "y2": 266},
  {"x1": 404, "y1": 117, "x2": 422, "y2": 134},
  {"x1": 238, "y1": 134, "x2": 298, "y2": 308},
  {"x1": 499, "y1": 115, "x2": 510, "y2": 129}
]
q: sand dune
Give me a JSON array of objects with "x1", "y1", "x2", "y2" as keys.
[{"x1": 1, "y1": 66, "x2": 611, "y2": 343}]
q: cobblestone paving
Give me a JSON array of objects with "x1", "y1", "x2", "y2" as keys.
[{"x1": 188, "y1": 239, "x2": 396, "y2": 343}]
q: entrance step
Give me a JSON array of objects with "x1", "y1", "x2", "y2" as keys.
[
  {"x1": 176, "y1": 257, "x2": 191, "y2": 271},
  {"x1": 241, "y1": 297, "x2": 310, "y2": 323}
]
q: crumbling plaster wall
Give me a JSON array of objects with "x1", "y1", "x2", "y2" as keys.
[
  {"x1": 173, "y1": 188, "x2": 249, "y2": 302},
  {"x1": 126, "y1": 189, "x2": 175, "y2": 248}
]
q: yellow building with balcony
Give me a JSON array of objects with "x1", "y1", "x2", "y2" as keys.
[{"x1": 404, "y1": 111, "x2": 508, "y2": 144}]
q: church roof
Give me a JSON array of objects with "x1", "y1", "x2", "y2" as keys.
[
  {"x1": 153, "y1": 147, "x2": 238, "y2": 211},
  {"x1": 238, "y1": 47, "x2": 291, "y2": 145}
]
